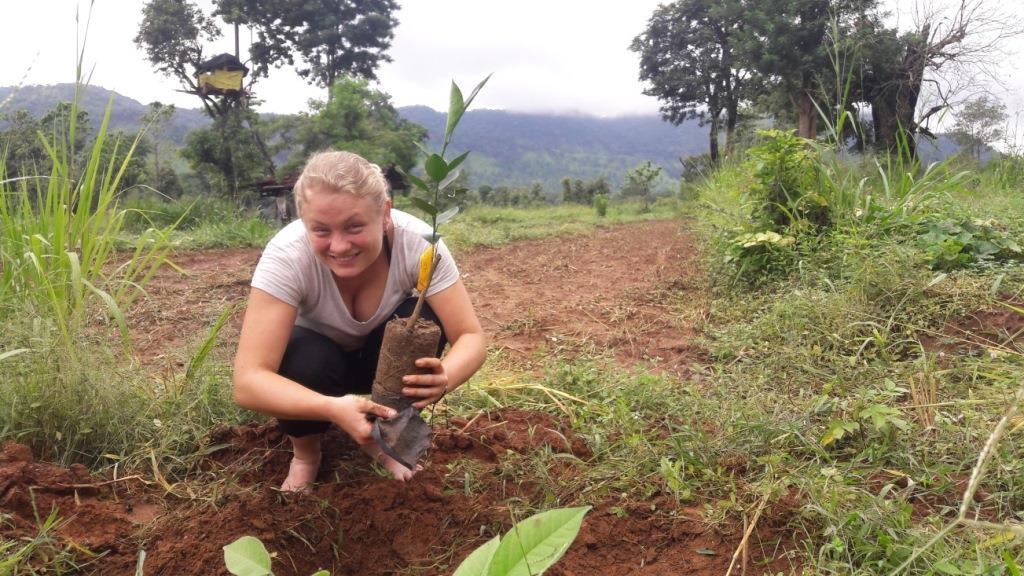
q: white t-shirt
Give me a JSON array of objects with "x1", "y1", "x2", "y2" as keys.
[{"x1": 250, "y1": 209, "x2": 459, "y2": 350}]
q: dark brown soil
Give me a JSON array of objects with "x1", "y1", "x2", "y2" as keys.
[
  {"x1": 0, "y1": 220, "x2": 797, "y2": 574},
  {"x1": 918, "y1": 296, "x2": 1024, "y2": 358}
]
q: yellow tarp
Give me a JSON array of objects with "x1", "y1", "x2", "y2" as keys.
[{"x1": 198, "y1": 70, "x2": 244, "y2": 91}]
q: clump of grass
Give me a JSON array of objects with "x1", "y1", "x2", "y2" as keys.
[
  {"x1": 0, "y1": 21, "x2": 249, "y2": 474},
  {"x1": 0, "y1": 506, "x2": 90, "y2": 574},
  {"x1": 689, "y1": 140, "x2": 1024, "y2": 572},
  {"x1": 119, "y1": 193, "x2": 276, "y2": 249}
]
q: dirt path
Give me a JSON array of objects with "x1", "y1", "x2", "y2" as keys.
[
  {"x1": 0, "y1": 219, "x2": 800, "y2": 575},
  {"x1": 130, "y1": 219, "x2": 709, "y2": 376},
  {"x1": 460, "y1": 220, "x2": 709, "y2": 375}
]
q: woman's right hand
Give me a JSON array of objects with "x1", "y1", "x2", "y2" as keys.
[{"x1": 329, "y1": 396, "x2": 396, "y2": 446}]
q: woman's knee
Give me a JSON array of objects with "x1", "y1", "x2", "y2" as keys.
[{"x1": 279, "y1": 326, "x2": 349, "y2": 393}]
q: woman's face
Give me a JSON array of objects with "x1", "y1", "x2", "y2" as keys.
[{"x1": 301, "y1": 185, "x2": 391, "y2": 281}]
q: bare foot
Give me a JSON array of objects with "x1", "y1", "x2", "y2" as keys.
[
  {"x1": 280, "y1": 454, "x2": 322, "y2": 492},
  {"x1": 362, "y1": 442, "x2": 422, "y2": 481},
  {"x1": 281, "y1": 434, "x2": 323, "y2": 492}
]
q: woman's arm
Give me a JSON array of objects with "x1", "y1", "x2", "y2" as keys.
[
  {"x1": 403, "y1": 278, "x2": 487, "y2": 408},
  {"x1": 233, "y1": 288, "x2": 395, "y2": 442}
]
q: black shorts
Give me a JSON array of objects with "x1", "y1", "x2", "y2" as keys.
[{"x1": 277, "y1": 297, "x2": 445, "y2": 437}]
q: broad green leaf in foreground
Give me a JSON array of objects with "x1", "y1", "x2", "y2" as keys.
[
  {"x1": 452, "y1": 535, "x2": 500, "y2": 576},
  {"x1": 223, "y1": 536, "x2": 272, "y2": 576},
  {"x1": 455, "y1": 506, "x2": 591, "y2": 576}
]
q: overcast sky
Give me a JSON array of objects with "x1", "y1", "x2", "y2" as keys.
[
  {"x1": 2, "y1": 1, "x2": 1022, "y2": 129},
  {"x1": 1, "y1": 1, "x2": 665, "y2": 117}
]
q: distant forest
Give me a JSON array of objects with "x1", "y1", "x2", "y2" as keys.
[
  {"x1": 0, "y1": 83, "x2": 973, "y2": 198},
  {"x1": 0, "y1": 84, "x2": 709, "y2": 192}
]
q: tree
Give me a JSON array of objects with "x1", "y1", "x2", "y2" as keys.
[
  {"x1": 180, "y1": 107, "x2": 269, "y2": 197},
  {"x1": 859, "y1": 0, "x2": 1022, "y2": 157},
  {"x1": 949, "y1": 94, "x2": 1006, "y2": 161},
  {"x1": 1, "y1": 103, "x2": 91, "y2": 181},
  {"x1": 134, "y1": 0, "x2": 227, "y2": 117},
  {"x1": 286, "y1": 77, "x2": 426, "y2": 174},
  {"x1": 740, "y1": 0, "x2": 880, "y2": 140},
  {"x1": 1, "y1": 110, "x2": 49, "y2": 180},
  {"x1": 632, "y1": 0, "x2": 747, "y2": 164},
  {"x1": 620, "y1": 161, "x2": 662, "y2": 212},
  {"x1": 214, "y1": 0, "x2": 399, "y2": 93},
  {"x1": 561, "y1": 176, "x2": 609, "y2": 206},
  {"x1": 96, "y1": 131, "x2": 152, "y2": 193},
  {"x1": 140, "y1": 102, "x2": 181, "y2": 196}
]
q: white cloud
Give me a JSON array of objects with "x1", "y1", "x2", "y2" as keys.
[
  {"x1": 1, "y1": 1, "x2": 664, "y2": 117},
  {"x1": 1, "y1": 0, "x2": 1021, "y2": 131}
]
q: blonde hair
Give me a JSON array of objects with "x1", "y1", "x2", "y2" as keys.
[{"x1": 293, "y1": 150, "x2": 389, "y2": 213}]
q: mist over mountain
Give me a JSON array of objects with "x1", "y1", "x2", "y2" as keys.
[
  {"x1": 0, "y1": 83, "x2": 975, "y2": 192},
  {"x1": 0, "y1": 84, "x2": 211, "y2": 144},
  {"x1": 398, "y1": 105, "x2": 707, "y2": 189},
  {"x1": 0, "y1": 84, "x2": 710, "y2": 190}
]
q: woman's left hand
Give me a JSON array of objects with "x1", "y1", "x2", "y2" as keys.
[{"x1": 402, "y1": 357, "x2": 450, "y2": 409}]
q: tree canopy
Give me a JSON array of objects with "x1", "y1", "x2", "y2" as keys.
[
  {"x1": 134, "y1": 0, "x2": 227, "y2": 117},
  {"x1": 634, "y1": 0, "x2": 1022, "y2": 160},
  {"x1": 949, "y1": 94, "x2": 1007, "y2": 161},
  {"x1": 213, "y1": 0, "x2": 399, "y2": 90},
  {"x1": 136, "y1": 0, "x2": 399, "y2": 111},
  {"x1": 277, "y1": 77, "x2": 426, "y2": 176},
  {"x1": 631, "y1": 0, "x2": 748, "y2": 164}
]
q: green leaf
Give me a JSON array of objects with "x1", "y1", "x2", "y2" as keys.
[
  {"x1": 443, "y1": 74, "x2": 491, "y2": 152},
  {"x1": 311, "y1": 571, "x2": 330, "y2": 576},
  {"x1": 439, "y1": 169, "x2": 462, "y2": 192},
  {"x1": 444, "y1": 81, "x2": 466, "y2": 146},
  {"x1": 448, "y1": 150, "x2": 471, "y2": 172},
  {"x1": 489, "y1": 506, "x2": 592, "y2": 576},
  {"x1": 223, "y1": 536, "x2": 272, "y2": 576},
  {"x1": 1003, "y1": 549, "x2": 1022, "y2": 576},
  {"x1": 409, "y1": 196, "x2": 438, "y2": 217},
  {"x1": 425, "y1": 153, "x2": 449, "y2": 182},
  {"x1": 461, "y1": 74, "x2": 493, "y2": 113},
  {"x1": 83, "y1": 279, "x2": 130, "y2": 345},
  {"x1": 437, "y1": 206, "x2": 460, "y2": 226},
  {"x1": 452, "y1": 535, "x2": 500, "y2": 576},
  {"x1": 821, "y1": 420, "x2": 859, "y2": 446},
  {"x1": 858, "y1": 404, "x2": 906, "y2": 432},
  {"x1": 405, "y1": 172, "x2": 431, "y2": 193}
]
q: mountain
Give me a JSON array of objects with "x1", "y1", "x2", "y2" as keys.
[
  {"x1": 0, "y1": 83, "x2": 211, "y2": 144},
  {"x1": 0, "y1": 83, "x2": 710, "y2": 189},
  {"x1": 396, "y1": 105, "x2": 708, "y2": 190}
]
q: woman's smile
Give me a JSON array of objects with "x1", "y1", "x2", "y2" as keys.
[{"x1": 300, "y1": 185, "x2": 390, "y2": 281}]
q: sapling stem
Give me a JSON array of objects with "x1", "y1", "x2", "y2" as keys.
[{"x1": 405, "y1": 251, "x2": 441, "y2": 331}]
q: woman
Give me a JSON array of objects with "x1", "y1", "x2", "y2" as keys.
[{"x1": 232, "y1": 150, "x2": 486, "y2": 491}]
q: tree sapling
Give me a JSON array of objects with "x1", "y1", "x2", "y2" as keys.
[{"x1": 370, "y1": 74, "x2": 491, "y2": 471}]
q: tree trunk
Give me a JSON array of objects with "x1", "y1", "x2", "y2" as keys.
[
  {"x1": 796, "y1": 73, "x2": 817, "y2": 140},
  {"x1": 708, "y1": 114, "x2": 720, "y2": 165},
  {"x1": 893, "y1": 27, "x2": 928, "y2": 161},
  {"x1": 870, "y1": 23, "x2": 931, "y2": 161},
  {"x1": 871, "y1": 86, "x2": 898, "y2": 153},
  {"x1": 244, "y1": 115, "x2": 277, "y2": 178},
  {"x1": 725, "y1": 97, "x2": 738, "y2": 157}
]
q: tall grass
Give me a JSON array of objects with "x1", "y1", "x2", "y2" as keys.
[
  {"x1": 0, "y1": 24, "x2": 250, "y2": 472},
  {"x1": 691, "y1": 131, "x2": 1024, "y2": 572},
  {"x1": 0, "y1": 95, "x2": 176, "y2": 353}
]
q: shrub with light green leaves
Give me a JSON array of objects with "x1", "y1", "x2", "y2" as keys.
[
  {"x1": 723, "y1": 229, "x2": 796, "y2": 282},
  {"x1": 746, "y1": 129, "x2": 832, "y2": 231},
  {"x1": 916, "y1": 217, "x2": 1023, "y2": 271}
]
